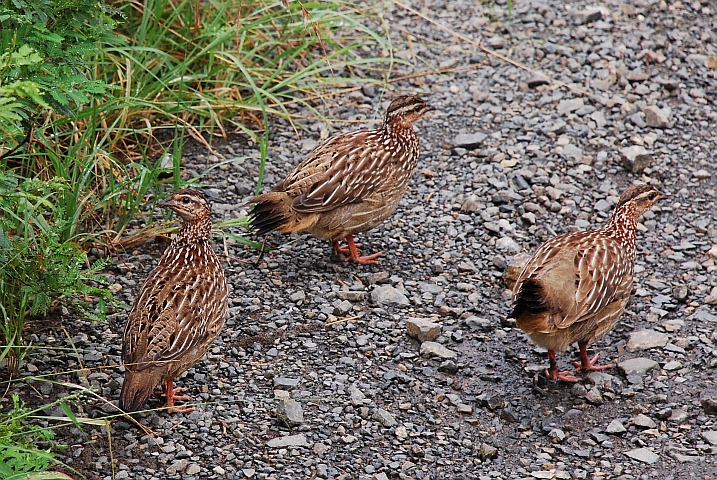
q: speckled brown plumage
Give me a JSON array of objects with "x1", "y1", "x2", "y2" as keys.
[
  {"x1": 249, "y1": 94, "x2": 433, "y2": 264},
  {"x1": 120, "y1": 188, "x2": 228, "y2": 412},
  {"x1": 510, "y1": 184, "x2": 664, "y2": 382}
]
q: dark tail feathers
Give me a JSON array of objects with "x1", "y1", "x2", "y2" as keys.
[
  {"x1": 249, "y1": 197, "x2": 289, "y2": 236},
  {"x1": 510, "y1": 278, "x2": 548, "y2": 319}
]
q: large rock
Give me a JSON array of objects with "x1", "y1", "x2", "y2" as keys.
[
  {"x1": 620, "y1": 146, "x2": 652, "y2": 173},
  {"x1": 420, "y1": 341, "x2": 458, "y2": 359},
  {"x1": 618, "y1": 357, "x2": 659, "y2": 375},
  {"x1": 626, "y1": 329, "x2": 669, "y2": 352},
  {"x1": 371, "y1": 285, "x2": 410, "y2": 307},
  {"x1": 276, "y1": 399, "x2": 304, "y2": 427},
  {"x1": 454, "y1": 132, "x2": 487, "y2": 149},
  {"x1": 643, "y1": 105, "x2": 671, "y2": 128},
  {"x1": 624, "y1": 447, "x2": 659, "y2": 464},
  {"x1": 405, "y1": 317, "x2": 441, "y2": 342},
  {"x1": 267, "y1": 434, "x2": 308, "y2": 448}
]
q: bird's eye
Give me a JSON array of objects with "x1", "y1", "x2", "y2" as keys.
[
  {"x1": 412, "y1": 105, "x2": 422, "y2": 113},
  {"x1": 647, "y1": 192, "x2": 656, "y2": 201},
  {"x1": 182, "y1": 196, "x2": 191, "y2": 204}
]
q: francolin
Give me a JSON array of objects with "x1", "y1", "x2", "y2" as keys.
[
  {"x1": 510, "y1": 184, "x2": 663, "y2": 382},
  {"x1": 120, "y1": 188, "x2": 228, "y2": 412},
  {"x1": 249, "y1": 94, "x2": 433, "y2": 264}
]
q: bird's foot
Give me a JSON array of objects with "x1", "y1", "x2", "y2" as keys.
[
  {"x1": 332, "y1": 237, "x2": 382, "y2": 265},
  {"x1": 157, "y1": 382, "x2": 195, "y2": 413},
  {"x1": 545, "y1": 368, "x2": 579, "y2": 383},
  {"x1": 572, "y1": 352, "x2": 614, "y2": 372},
  {"x1": 341, "y1": 251, "x2": 383, "y2": 265}
]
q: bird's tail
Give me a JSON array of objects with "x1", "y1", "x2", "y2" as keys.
[
  {"x1": 119, "y1": 368, "x2": 163, "y2": 413},
  {"x1": 249, "y1": 192, "x2": 293, "y2": 235},
  {"x1": 510, "y1": 278, "x2": 548, "y2": 319}
]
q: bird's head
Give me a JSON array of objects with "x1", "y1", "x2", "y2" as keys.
[
  {"x1": 158, "y1": 188, "x2": 211, "y2": 222},
  {"x1": 384, "y1": 94, "x2": 434, "y2": 127},
  {"x1": 615, "y1": 184, "x2": 665, "y2": 218}
]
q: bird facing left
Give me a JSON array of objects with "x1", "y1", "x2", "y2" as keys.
[{"x1": 120, "y1": 188, "x2": 228, "y2": 413}]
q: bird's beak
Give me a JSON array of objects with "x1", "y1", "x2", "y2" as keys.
[
  {"x1": 425, "y1": 104, "x2": 436, "y2": 113},
  {"x1": 158, "y1": 198, "x2": 174, "y2": 208}
]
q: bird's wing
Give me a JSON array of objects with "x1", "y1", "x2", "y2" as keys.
[
  {"x1": 556, "y1": 237, "x2": 630, "y2": 328},
  {"x1": 277, "y1": 131, "x2": 388, "y2": 213},
  {"x1": 122, "y1": 266, "x2": 222, "y2": 368}
]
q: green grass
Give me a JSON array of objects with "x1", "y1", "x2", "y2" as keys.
[{"x1": 1, "y1": 0, "x2": 395, "y2": 475}]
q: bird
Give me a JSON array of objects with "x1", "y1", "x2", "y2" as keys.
[
  {"x1": 120, "y1": 188, "x2": 228, "y2": 413},
  {"x1": 510, "y1": 184, "x2": 664, "y2": 382},
  {"x1": 249, "y1": 94, "x2": 434, "y2": 265}
]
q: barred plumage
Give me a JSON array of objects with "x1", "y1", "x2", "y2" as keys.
[
  {"x1": 120, "y1": 188, "x2": 228, "y2": 412},
  {"x1": 510, "y1": 184, "x2": 664, "y2": 382},
  {"x1": 249, "y1": 94, "x2": 433, "y2": 264}
]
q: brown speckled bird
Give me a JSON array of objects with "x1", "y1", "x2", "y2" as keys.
[
  {"x1": 120, "y1": 188, "x2": 228, "y2": 413},
  {"x1": 249, "y1": 94, "x2": 433, "y2": 264},
  {"x1": 510, "y1": 184, "x2": 663, "y2": 382}
]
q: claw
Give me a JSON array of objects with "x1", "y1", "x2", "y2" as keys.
[{"x1": 332, "y1": 235, "x2": 382, "y2": 265}]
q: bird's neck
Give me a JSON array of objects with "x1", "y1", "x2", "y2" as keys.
[
  {"x1": 175, "y1": 216, "x2": 213, "y2": 244},
  {"x1": 383, "y1": 118, "x2": 415, "y2": 138},
  {"x1": 603, "y1": 205, "x2": 638, "y2": 247}
]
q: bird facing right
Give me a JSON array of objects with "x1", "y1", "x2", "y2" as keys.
[
  {"x1": 510, "y1": 184, "x2": 664, "y2": 382},
  {"x1": 249, "y1": 94, "x2": 433, "y2": 265}
]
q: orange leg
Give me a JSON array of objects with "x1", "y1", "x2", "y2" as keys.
[
  {"x1": 546, "y1": 349, "x2": 578, "y2": 383},
  {"x1": 572, "y1": 341, "x2": 614, "y2": 373},
  {"x1": 159, "y1": 378, "x2": 195, "y2": 414},
  {"x1": 332, "y1": 235, "x2": 382, "y2": 265}
]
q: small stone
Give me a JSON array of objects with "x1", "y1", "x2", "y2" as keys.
[
  {"x1": 420, "y1": 341, "x2": 458, "y2": 359},
  {"x1": 585, "y1": 388, "x2": 604, "y2": 405},
  {"x1": 477, "y1": 393, "x2": 504, "y2": 410},
  {"x1": 243, "y1": 468, "x2": 256, "y2": 478},
  {"x1": 274, "y1": 377, "x2": 300, "y2": 389},
  {"x1": 672, "y1": 285, "x2": 690, "y2": 303},
  {"x1": 464, "y1": 316, "x2": 493, "y2": 332},
  {"x1": 373, "y1": 408, "x2": 397, "y2": 427},
  {"x1": 371, "y1": 285, "x2": 410, "y2": 307},
  {"x1": 573, "y1": 7, "x2": 603, "y2": 24},
  {"x1": 606, "y1": 419, "x2": 627, "y2": 435},
  {"x1": 561, "y1": 144, "x2": 583, "y2": 162},
  {"x1": 701, "y1": 431, "x2": 717, "y2": 446},
  {"x1": 549, "y1": 428, "x2": 566, "y2": 443},
  {"x1": 276, "y1": 399, "x2": 304, "y2": 427},
  {"x1": 643, "y1": 106, "x2": 671, "y2": 128},
  {"x1": 395, "y1": 425, "x2": 408, "y2": 439},
  {"x1": 620, "y1": 146, "x2": 653, "y2": 173},
  {"x1": 454, "y1": 132, "x2": 487, "y2": 149},
  {"x1": 626, "y1": 329, "x2": 669, "y2": 352},
  {"x1": 663, "y1": 360, "x2": 682, "y2": 371},
  {"x1": 503, "y1": 252, "x2": 531, "y2": 290},
  {"x1": 618, "y1": 357, "x2": 659, "y2": 375},
  {"x1": 669, "y1": 408, "x2": 689, "y2": 422},
  {"x1": 705, "y1": 287, "x2": 717, "y2": 305},
  {"x1": 625, "y1": 447, "x2": 659, "y2": 464},
  {"x1": 289, "y1": 290, "x2": 306, "y2": 302},
  {"x1": 438, "y1": 360, "x2": 460, "y2": 373},
  {"x1": 527, "y1": 75, "x2": 549, "y2": 88},
  {"x1": 631, "y1": 414, "x2": 657, "y2": 429},
  {"x1": 186, "y1": 464, "x2": 201, "y2": 475},
  {"x1": 557, "y1": 98, "x2": 584, "y2": 115},
  {"x1": 267, "y1": 434, "x2": 308, "y2": 448},
  {"x1": 626, "y1": 68, "x2": 649, "y2": 82},
  {"x1": 349, "y1": 385, "x2": 367, "y2": 406},
  {"x1": 477, "y1": 443, "x2": 498, "y2": 461},
  {"x1": 405, "y1": 318, "x2": 441, "y2": 342},
  {"x1": 701, "y1": 391, "x2": 717, "y2": 415},
  {"x1": 313, "y1": 442, "x2": 330, "y2": 455}
]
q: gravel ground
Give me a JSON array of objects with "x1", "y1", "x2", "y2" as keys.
[{"x1": 8, "y1": 0, "x2": 717, "y2": 479}]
